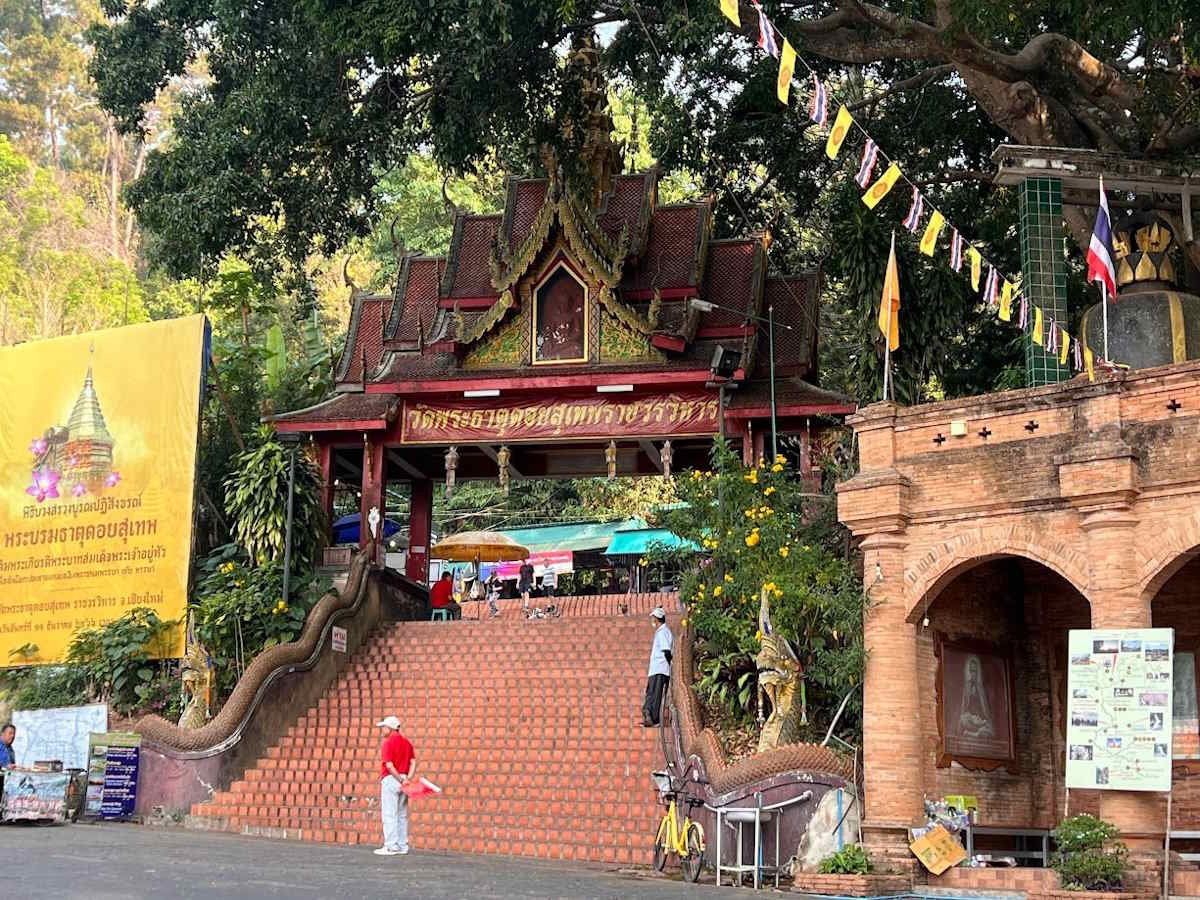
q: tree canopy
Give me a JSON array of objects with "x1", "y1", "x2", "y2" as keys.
[{"x1": 89, "y1": 1, "x2": 1200, "y2": 402}]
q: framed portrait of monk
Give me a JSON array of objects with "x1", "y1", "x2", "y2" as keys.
[
  {"x1": 936, "y1": 635, "x2": 1017, "y2": 772},
  {"x1": 532, "y1": 263, "x2": 588, "y2": 364}
]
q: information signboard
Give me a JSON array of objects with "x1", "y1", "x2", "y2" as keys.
[
  {"x1": 85, "y1": 731, "x2": 141, "y2": 819},
  {"x1": 1065, "y1": 628, "x2": 1174, "y2": 792}
]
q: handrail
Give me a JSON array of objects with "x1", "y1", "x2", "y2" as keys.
[{"x1": 135, "y1": 554, "x2": 374, "y2": 755}]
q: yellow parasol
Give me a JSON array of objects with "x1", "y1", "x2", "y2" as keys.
[
  {"x1": 431, "y1": 531, "x2": 530, "y2": 562},
  {"x1": 432, "y1": 532, "x2": 530, "y2": 620}
]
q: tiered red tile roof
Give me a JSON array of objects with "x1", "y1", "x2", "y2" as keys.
[{"x1": 278, "y1": 166, "x2": 851, "y2": 427}]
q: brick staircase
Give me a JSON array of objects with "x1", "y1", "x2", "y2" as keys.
[{"x1": 187, "y1": 593, "x2": 678, "y2": 866}]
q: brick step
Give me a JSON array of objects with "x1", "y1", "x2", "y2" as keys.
[
  {"x1": 187, "y1": 606, "x2": 670, "y2": 865},
  {"x1": 208, "y1": 814, "x2": 660, "y2": 849}
]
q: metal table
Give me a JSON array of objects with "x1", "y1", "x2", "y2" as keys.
[{"x1": 964, "y1": 825, "x2": 1052, "y2": 866}]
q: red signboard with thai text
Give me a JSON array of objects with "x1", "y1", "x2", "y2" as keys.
[{"x1": 400, "y1": 390, "x2": 719, "y2": 444}]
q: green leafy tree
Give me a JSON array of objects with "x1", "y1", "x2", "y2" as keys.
[
  {"x1": 90, "y1": 2, "x2": 1199, "y2": 403},
  {"x1": 654, "y1": 444, "x2": 866, "y2": 742},
  {"x1": 224, "y1": 426, "x2": 325, "y2": 572}
]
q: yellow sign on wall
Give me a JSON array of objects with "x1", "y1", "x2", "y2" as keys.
[{"x1": 0, "y1": 316, "x2": 206, "y2": 664}]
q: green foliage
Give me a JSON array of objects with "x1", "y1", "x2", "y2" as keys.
[
  {"x1": 64, "y1": 607, "x2": 178, "y2": 714},
  {"x1": 1051, "y1": 815, "x2": 1129, "y2": 891},
  {"x1": 818, "y1": 845, "x2": 873, "y2": 875},
  {"x1": 653, "y1": 443, "x2": 866, "y2": 741},
  {"x1": 0, "y1": 664, "x2": 89, "y2": 712},
  {"x1": 191, "y1": 544, "x2": 329, "y2": 699},
  {"x1": 224, "y1": 426, "x2": 324, "y2": 571}
]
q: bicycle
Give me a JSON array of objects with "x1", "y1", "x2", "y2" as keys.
[{"x1": 651, "y1": 764, "x2": 707, "y2": 882}]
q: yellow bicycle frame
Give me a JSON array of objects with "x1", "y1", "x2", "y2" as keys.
[{"x1": 655, "y1": 797, "x2": 707, "y2": 856}]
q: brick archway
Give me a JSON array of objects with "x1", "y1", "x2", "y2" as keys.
[
  {"x1": 902, "y1": 525, "x2": 1093, "y2": 622},
  {"x1": 1137, "y1": 509, "x2": 1200, "y2": 603}
]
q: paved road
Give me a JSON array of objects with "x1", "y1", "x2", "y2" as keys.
[{"x1": 0, "y1": 823, "x2": 737, "y2": 899}]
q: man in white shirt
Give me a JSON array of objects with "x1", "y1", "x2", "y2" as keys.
[{"x1": 642, "y1": 606, "x2": 673, "y2": 727}]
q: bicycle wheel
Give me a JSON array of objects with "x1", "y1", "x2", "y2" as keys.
[
  {"x1": 652, "y1": 817, "x2": 669, "y2": 872},
  {"x1": 680, "y1": 821, "x2": 704, "y2": 883}
]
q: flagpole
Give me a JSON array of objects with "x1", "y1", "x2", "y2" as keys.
[
  {"x1": 1101, "y1": 280, "x2": 1109, "y2": 363},
  {"x1": 883, "y1": 230, "x2": 895, "y2": 402}
]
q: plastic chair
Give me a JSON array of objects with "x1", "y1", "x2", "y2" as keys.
[{"x1": 430, "y1": 608, "x2": 450, "y2": 621}]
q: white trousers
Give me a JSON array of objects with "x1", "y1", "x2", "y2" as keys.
[{"x1": 380, "y1": 776, "x2": 409, "y2": 851}]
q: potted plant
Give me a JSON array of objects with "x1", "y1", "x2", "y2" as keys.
[
  {"x1": 792, "y1": 846, "x2": 910, "y2": 897},
  {"x1": 1049, "y1": 814, "x2": 1141, "y2": 898}
]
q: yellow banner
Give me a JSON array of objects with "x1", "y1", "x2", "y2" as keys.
[
  {"x1": 1032, "y1": 306, "x2": 1044, "y2": 346},
  {"x1": 1060, "y1": 329, "x2": 1071, "y2": 365},
  {"x1": 825, "y1": 106, "x2": 853, "y2": 160},
  {"x1": 0, "y1": 317, "x2": 206, "y2": 664},
  {"x1": 919, "y1": 210, "x2": 945, "y2": 256},
  {"x1": 862, "y1": 162, "x2": 901, "y2": 209},
  {"x1": 777, "y1": 40, "x2": 796, "y2": 105},
  {"x1": 998, "y1": 281, "x2": 1013, "y2": 322},
  {"x1": 968, "y1": 247, "x2": 982, "y2": 291},
  {"x1": 720, "y1": 0, "x2": 740, "y2": 27}
]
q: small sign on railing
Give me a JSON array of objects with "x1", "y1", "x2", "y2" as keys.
[{"x1": 331, "y1": 626, "x2": 347, "y2": 653}]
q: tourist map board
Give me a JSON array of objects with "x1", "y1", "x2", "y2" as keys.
[{"x1": 1065, "y1": 628, "x2": 1174, "y2": 792}]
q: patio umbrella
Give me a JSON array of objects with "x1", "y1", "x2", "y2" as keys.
[
  {"x1": 431, "y1": 531, "x2": 530, "y2": 563},
  {"x1": 431, "y1": 532, "x2": 530, "y2": 620}
]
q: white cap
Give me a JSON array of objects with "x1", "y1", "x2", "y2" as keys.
[
  {"x1": 650, "y1": 606, "x2": 666, "y2": 621},
  {"x1": 375, "y1": 715, "x2": 401, "y2": 729}
]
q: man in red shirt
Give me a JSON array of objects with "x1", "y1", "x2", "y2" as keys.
[
  {"x1": 429, "y1": 571, "x2": 460, "y2": 620},
  {"x1": 374, "y1": 715, "x2": 415, "y2": 856}
]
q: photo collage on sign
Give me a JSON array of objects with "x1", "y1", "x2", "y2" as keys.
[{"x1": 1065, "y1": 628, "x2": 1174, "y2": 792}]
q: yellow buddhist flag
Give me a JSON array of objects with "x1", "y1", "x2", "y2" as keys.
[
  {"x1": 720, "y1": 0, "x2": 741, "y2": 27},
  {"x1": 825, "y1": 106, "x2": 853, "y2": 160},
  {"x1": 878, "y1": 232, "x2": 901, "y2": 352},
  {"x1": 998, "y1": 281, "x2": 1013, "y2": 321},
  {"x1": 862, "y1": 162, "x2": 901, "y2": 209},
  {"x1": 777, "y1": 40, "x2": 796, "y2": 105},
  {"x1": 968, "y1": 247, "x2": 982, "y2": 291},
  {"x1": 919, "y1": 210, "x2": 945, "y2": 256},
  {"x1": 1032, "y1": 306, "x2": 1044, "y2": 346},
  {"x1": 1084, "y1": 345, "x2": 1095, "y2": 382},
  {"x1": 1059, "y1": 329, "x2": 1070, "y2": 365}
]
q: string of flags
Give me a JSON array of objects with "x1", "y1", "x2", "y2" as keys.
[{"x1": 718, "y1": 0, "x2": 1110, "y2": 381}]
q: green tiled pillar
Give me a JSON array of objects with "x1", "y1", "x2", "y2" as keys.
[{"x1": 1018, "y1": 177, "x2": 1070, "y2": 385}]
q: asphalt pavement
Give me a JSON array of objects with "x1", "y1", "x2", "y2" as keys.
[{"x1": 0, "y1": 822, "x2": 740, "y2": 899}]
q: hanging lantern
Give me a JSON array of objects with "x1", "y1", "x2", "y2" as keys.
[
  {"x1": 497, "y1": 445, "x2": 511, "y2": 496},
  {"x1": 660, "y1": 440, "x2": 673, "y2": 479},
  {"x1": 444, "y1": 445, "x2": 459, "y2": 498},
  {"x1": 605, "y1": 441, "x2": 618, "y2": 481}
]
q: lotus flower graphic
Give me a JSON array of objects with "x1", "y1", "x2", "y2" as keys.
[
  {"x1": 72, "y1": 483, "x2": 87, "y2": 498},
  {"x1": 105, "y1": 471, "x2": 121, "y2": 489},
  {"x1": 26, "y1": 469, "x2": 61, "y2": 503},
  {"x1": 29, "y1": 437, "x2": 48, "y2": 457}
]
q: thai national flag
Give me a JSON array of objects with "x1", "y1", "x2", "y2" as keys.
[
  {"x1": 983, "y1": 266, "x2": 999, "y2": 305},
  {"x1": 855, "y1": 141, "x2": 879, "y2": 188},
  {"x1": 902, "y1": 187, "x2": 923, "y2": 232},
  {"x1": 949, "y1": 229, "x2": 964, "y2": 272},
  {"x1": 754, "y1": 3, "x2": 779, "y2": 58},
  {"x1": 809, "y1": 74, "x2": 827, "y2": 126},
  {"x1": 1086, "y1": 176, "x2": 1117, "y2": 298}
]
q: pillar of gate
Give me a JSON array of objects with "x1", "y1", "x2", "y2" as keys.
[{"x1": 1018, "y1": 177, "x2": 1071, "y2": 386}]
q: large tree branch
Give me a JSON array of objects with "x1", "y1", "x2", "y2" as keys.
[{"x1": 847, "y1": 64, "x2": 954, "y2": 112}]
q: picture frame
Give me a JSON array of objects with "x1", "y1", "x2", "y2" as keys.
[{"x1": 935, "y1": 635, "x2": 1018, "y2": 772}]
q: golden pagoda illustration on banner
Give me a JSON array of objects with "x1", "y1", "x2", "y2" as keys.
[
  {"x1": 62, "y1": 359, "x2": 116, "y2": 488},
  {"x1": 26, "y1": 346, "x2": 118, "y2": 502}
]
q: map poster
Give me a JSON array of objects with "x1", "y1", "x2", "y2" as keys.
[
  {"x1": 12, "y1": 702, "x2": 108, "y2": 771},
  {"x1": 1066, "y1": 628, "x2": 1174, "y2": 792}
]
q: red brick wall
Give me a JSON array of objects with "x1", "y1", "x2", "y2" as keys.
[
  {"x1": 916, "y1": 559, "x2": 1092, "y2": 829},
  {"x1": 839, "y1": 362, "x2": 1200, "y2": 843}
]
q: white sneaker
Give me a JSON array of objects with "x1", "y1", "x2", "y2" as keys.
[
  {"x1": 397, "y1": 847, "x2": 410, "y2": 855},
  {"x1": 374, "y1": 847, "x2": 400, "y2": 856}
]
